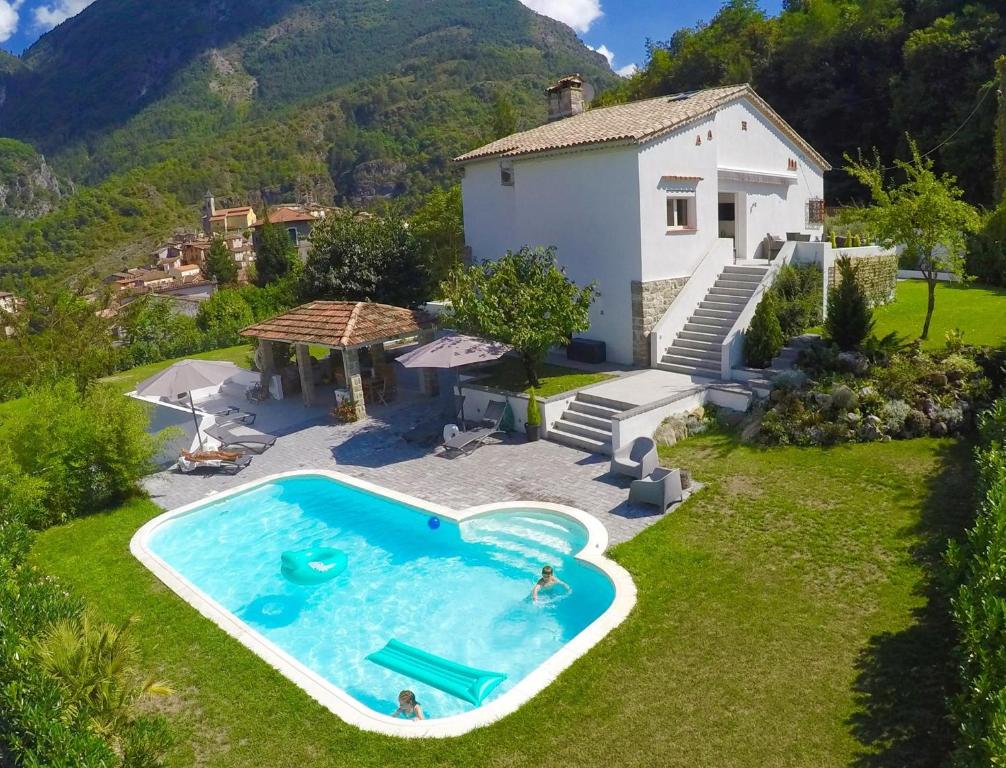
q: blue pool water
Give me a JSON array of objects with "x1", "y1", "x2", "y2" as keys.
[{"x1": 148, "y1": 475, "x2": 615, "y2": 719}]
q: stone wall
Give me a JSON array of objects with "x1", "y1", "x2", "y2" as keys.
[
  {"x1": 828, "y1": 253, "x2": 898, "y2": 306},
  {"x1": 631, "y1": 276, "x2": 689, "y2": 367}
]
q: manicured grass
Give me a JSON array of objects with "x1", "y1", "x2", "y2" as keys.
[
  {"x1": 99, "y1": 345, "x2": 255, "y2": 393},
  {"x1": 32, "y1": 435, "x2": 969, "y2": 768},
  {"x1": 873, "y1": 280, "x2": 1006, "y2": 350},
  {"x1": 473, "y1": 359, "x2": 614, "y2": 397}
]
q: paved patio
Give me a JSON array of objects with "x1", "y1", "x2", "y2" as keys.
[{"x1": 143, "y1": 399, "x2": 684, "y2": 546}]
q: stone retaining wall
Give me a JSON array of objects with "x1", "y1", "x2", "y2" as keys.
[
  {"x1": 828, "y1": 253, "x2": 898, "y2": 306},
  {"x1": 631, "y1": 276, "x2": 689, "y2": 367}
]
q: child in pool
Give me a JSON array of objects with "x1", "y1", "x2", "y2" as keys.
[
  {"x1": 392, "y1": 690, "x2": 425, "y2": 720},
  {"x1": 531, "y1": 565, "x2": 571, "y2": 603}
]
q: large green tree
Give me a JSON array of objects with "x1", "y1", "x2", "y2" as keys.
[
  {"x1": 409, "y1": 185, "x2": 464, "y2": 290},
  {"x1": 440, "y1": 246, "x2": 598, "y2": 387},
  {"x1": 845, "y1": 138, "x2": 981, "y2": 340},
  {"x1": 300, "y1": 213, "x2": 430, "y2": 308},
  {"x1": 255, "y1": 209, "x2": 299, "y2": 287},
  {"x1": 202, "y1": 236, "x2": 238, "y2": 286}
]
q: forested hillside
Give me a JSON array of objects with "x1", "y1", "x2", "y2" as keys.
[
  {"x1": 597, "y1": 0, "x2": 1004, "y2": 204},
  {"x1": 0, "y1": 0, "x2": 614, "y2": 286}
]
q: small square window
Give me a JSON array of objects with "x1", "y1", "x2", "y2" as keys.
[
  {"x1": 807, "y1": 198, "x2": 826, "y2": 227},
  {"x1": 500, "y1": 161, "x2": 514, "y2": 187},
  {"x1": 741, "y1": 120, "x2": 748, "y2": 131},
  {"x1": 666, "y1": 197, "x2": 691, "y2": 229}
]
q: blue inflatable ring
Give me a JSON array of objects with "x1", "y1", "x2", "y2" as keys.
[{"x1": 281, "y1": 548, "x2": 348, "y2": 585}]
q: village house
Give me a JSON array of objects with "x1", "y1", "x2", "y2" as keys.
[
  {"x1": 202, "y1": 192, "x2": 257, "y2": 236},
  {"x1": 253, "y1": 203, "x2": 329, "y2": 262},
  {"x1": 456, "y1": 79, "x2": 832, "y2": 370}
]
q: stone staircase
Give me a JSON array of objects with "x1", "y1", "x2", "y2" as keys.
[
  {"x1": 547, "y1": 391, "x2": 634, "y2": 454},
  {"x1": 656, "y1": 263, "x2": 769, "y2": 377}
]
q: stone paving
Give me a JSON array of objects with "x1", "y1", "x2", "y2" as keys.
[{"x1": 143, "y1": 400, "x2": 679, "y2": 546}]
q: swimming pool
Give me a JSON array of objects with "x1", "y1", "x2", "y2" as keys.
[{"x1": 131, "y1": 471, "x2": 635, "y2": 737}]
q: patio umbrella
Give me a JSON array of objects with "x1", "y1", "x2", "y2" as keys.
[
  {"x1": 135, "y1": 359, "x2": 245, "y2": 450},
  {"x1": 396, "y1": 333, "x2": 513, "y2": 425}
]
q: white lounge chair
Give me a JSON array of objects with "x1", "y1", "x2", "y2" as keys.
[{"x1": 177, "y1": 451, "x2": 252, "y2": 475}]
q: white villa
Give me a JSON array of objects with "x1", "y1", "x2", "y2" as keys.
[{"x1": 456, "y1": 79, "x2": 831, "y2": 371}]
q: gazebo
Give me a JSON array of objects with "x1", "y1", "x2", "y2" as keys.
[{"x1": 240, "y1": 301, "x2": 436, "y2": 418}]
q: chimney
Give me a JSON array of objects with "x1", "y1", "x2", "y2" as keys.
[{"x1": 546, "y1": 74, "x2": 584, "y2": 122}]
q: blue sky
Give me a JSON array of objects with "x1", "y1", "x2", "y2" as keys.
[{"x1": 0, "y1": 0, "x2": 784, "y2": 71}]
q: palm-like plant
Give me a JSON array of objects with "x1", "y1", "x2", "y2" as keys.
[{"x1": 33, "y1": 610, "x2": 171, "y2": 748}]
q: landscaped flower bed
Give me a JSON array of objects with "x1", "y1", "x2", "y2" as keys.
[{"x1": 753, "y1": 337, "x2": 1006, "y2": 446}]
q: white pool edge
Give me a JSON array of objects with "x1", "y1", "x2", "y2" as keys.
[{"x1": 131, "y1": 469, "x2": 637, "y2": 739}]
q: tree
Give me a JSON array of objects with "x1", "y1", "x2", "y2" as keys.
[
  {"x1": 410, "y1": 185, "x2": 464, "y2": 290},
  {"x1": 744, "y1": 291, "x2": 784, "y2": 367},
  {"x1": 491, "y1": 94, "x2": 519, "y2": 139},
  {"x1": 997, "y1": 55, "x2": 1006, "y2": 202},
  {"x1": 195, "y1": 290, "x2": 254, "y2": 348},
  {"x1": 845, "y1": 137, "x2": 981, "y2": 339},
  {"x1": 440, "y1": 246, "x2": 598, "y2": 387},
  {"x1": 120, "y1": 296, "x2": 203, "y2": 366},
  {"x1": 202, "y1": 236, "x2": 238, "y2": 285},
  {"x1": 255, "y1": 208, "x2": 299, "y2": 287},
  {"x1": 300, "y1": 213, "x2": 430, "y2": 308},
  {"x1": 825, "y1": 256, "x2": 875, "y2": 351}
]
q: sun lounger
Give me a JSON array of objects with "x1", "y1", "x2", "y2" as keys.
[
  {"x1": 442, "y1": 399, "x2": 506, "y2": 455},
  {"x1": 206, "y1": 423, "x2": 277, "y2": 453},
  {"x1": 177, "y1": 451, "x2": 252, "y2": 475}
]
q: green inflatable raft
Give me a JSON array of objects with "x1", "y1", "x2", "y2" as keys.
[
  {"x1": 366, "y1": 639, "x2": 507, "y2": 706},
  {"x1": 281, "y1": 548, "x2": 347, "y2": 585}
]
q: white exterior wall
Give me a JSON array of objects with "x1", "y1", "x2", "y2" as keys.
[
  {"x1": 636, "y1": 115, "x2": 719, "y2": 281},
  {"x1": 713, "y1": 100, "x2": 825, "y2": 259},
  {"x1": 462, "y1": 145, "x2": 642, "y2": 364}
]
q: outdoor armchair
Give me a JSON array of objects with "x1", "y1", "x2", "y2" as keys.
[
  {"x1": 610, "y1": 436, "x2": 658, "y2": 480},
  {"x1": 629, "y1": 467, "x2": 683, "y2": 511}
]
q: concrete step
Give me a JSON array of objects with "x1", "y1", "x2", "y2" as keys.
[
  {"x1": 660, "y1": 353, "x2": 721, "y2": 373},
  {"x1": 547, "y1": 428, "x2": 611, "y2": 455},
  {"x1": 673, "y1": 337, "x2": 720, "y2": 354},
  {"x1": 656, "y1": 361, "x2": 721, "y2": 378},
  {"x1": 692, "y1": 306, "x2": 742, "y2": 320},
  {"x1": 575, "y1": 391, "x2": 634, "y2": 412},
  {"x1": 723, "y1": 265, "x2": 770, "y2": 277},
  {"x1": 684, "y1": 317, "x2": 731, "y2": 332},
  {"x1": 667, "y1": 343, "x2": 718, "y2": 362},
  {"x1": 567, "y1": 399, "x2": 621, "y2": 420},
  {"x1": 562, "y1": 408, "x2": 613, "y2": 432},
  {"x1": 678, "y1": 329, "x2": 724, "y2": 344},
  {"x1": 551, "y1": 419, "x2": 612, "y2": 442},
  {"x1": 700, "y1": 298, "x2": 746, "y2": 311},
  {"x1": 683, "y1": 322, "x2": 730, "y2": 338},
  {"x1": 708, "y1": 286, "x2": 755, "y2": 299},
  {"x1": 714, "y1": 278, "x2": 761, "y2": 291}
]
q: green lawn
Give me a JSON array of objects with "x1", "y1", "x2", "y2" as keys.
[
  {"x1": 873, "y1": 280, "x2": 1006, "y2": 350},
  {"x1": 99, "y1": 345, "x2": 255, "y2": 393},
  {"x1": 32, "y1": 435, "x2": 968, "y2": 767},
  {"x1": 473, "y1": 359, "x2": 614, "y2": 398}
]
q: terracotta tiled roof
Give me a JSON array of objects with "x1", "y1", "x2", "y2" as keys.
[
  {"x1": 454, "y1": 84, "x2": 830, "y2": 170},
  {"x1": 240, "y1": 301, "x2": 434, "y2": 349},
  {"x1": 257, "y1": 206, "x2": 319, "y2": 225}
]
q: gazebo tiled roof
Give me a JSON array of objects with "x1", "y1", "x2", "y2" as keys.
[{"x1": 240, "y1": 301, "x2": 434, "y2": 349}]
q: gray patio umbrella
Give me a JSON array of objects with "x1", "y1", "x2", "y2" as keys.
[
  {"x1": 397, "y1": 333, "x2": 513, "y2": 425},
  {"x1": 135, "y1": 359, "x2": 244, "y2": 450}
]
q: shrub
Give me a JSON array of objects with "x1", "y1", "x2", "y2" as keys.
[
  {"x1": 830, "y1": 383, "x2": 859, "y2": 412},
  {"x1": 826, "y1": 256, "x2": 874, "y2": 351},
  {"x1": 965, "y1": 200, "x2": 1006, "y2": 287},
  {"x1": 0, "y1": 381, "x2": 158, "y2": 526},
  {"x1": 525, "y1": 388, "x2": 541, "y2": 427},
  {"x1": 772, "y1": 369, "x2": 807, "y2": 392},
  {"x1": 772, "y1": 264, "x2": 823, "y2": 337},
  {"x1": 196, "y1": 289, "x2": 255, "y2": 348},
  {"x1": 904, "y1": 408, "x2": 930, "y2": 437},
  {"x1": 744, "y1": 292, "x2": 784, "y2": 368}
]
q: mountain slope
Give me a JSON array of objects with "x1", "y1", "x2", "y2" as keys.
[{"x1": 0, "y1": 0, "x2": 614, "y2": 285}]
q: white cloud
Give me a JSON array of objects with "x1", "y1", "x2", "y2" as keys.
[
  {"x1": 519, "y1": 0, "x2": 602, "y2": 34},
  {"x1": 33, "y1": 0, "x2": 93, "y2": 30},
  {"x1": 589, "y1": 43, "x2": 614, "y2": 66},
  {"x1": 0, "y1": 1, "x2": 23, "y2": 43},
  {"x1": 588, "y1": 42, "x2": 637, "y2": 78}
]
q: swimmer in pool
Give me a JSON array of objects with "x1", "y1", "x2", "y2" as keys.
[
  {"x1": 531, "y1": 565, "x2": 571, "y2": 603},
  {"x1": 392, "y1": 689, "x2": 425, "y2": 720}
]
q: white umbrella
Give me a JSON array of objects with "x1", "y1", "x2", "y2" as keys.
[{"x1": 135, "y1": 360, "x2": 244, "y2": 450}]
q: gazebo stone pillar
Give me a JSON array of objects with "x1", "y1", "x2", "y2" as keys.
[
  {"x1": 258, "y1": 339, "x2": 276, "y2": 393},
  {"x1": 342, "y1": 347, "x2": 367, "y2": 420},
  {"x1": 417, "y1": 327, "x2": 439, "y2": 397},
  {"x1": 295, "y1": 343, "x2": 316, "y2": 407}
]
